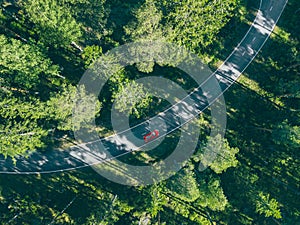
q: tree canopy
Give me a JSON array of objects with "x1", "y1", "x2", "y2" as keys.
[
  {"x1": 0, "y1": 96, "x2": 48, "y2": 158},
  {"x1": 0, "y1": 0, "x2": 298, "y2": 224},
  {"x1": 0, "y1": 35, "x2": 59, "y2": 90},
  {"x1": 20, "y1": 0, "x2": 82, "y2": 47}
]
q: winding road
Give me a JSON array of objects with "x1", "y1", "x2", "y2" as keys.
[{"x1": 0, "y1": 0, "x2": 288, "y2": 174}]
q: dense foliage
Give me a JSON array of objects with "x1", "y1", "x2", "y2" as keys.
[{"x1": 0, "y1": 0, "x2": 299, "y2": 224}]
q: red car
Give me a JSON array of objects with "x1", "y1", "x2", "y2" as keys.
[{"x1": 143, "y1": 129, "x2": 159, "y2": 143}]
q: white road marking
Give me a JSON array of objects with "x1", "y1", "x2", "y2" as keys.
[
  {"x1": 252, "y1": 37, "x2": 256, "y2": 42},
  {"x1": 0, "y1": 0, "x2": 290, "y2": 176}
]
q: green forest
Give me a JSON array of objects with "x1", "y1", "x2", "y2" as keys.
[{"x1": 0, "y1": 0, "x2": 299, "y2": 224}]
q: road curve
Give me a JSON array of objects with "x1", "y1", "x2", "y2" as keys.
[{"x1": 0, "y1": 0, "x2": 288, "y2": 174}]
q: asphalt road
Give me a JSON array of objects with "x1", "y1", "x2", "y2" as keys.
[{"x1": 0, "y1": 0, "x2": 288, "y2": 174}]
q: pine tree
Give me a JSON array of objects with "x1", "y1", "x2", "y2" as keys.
[
  {"x1": 21, "y1": 0, "x2": 82, "y2": 48},
  {"x1": 0, "y1": 35, "x2": 59, "y2": 90},
  {"x1": 255, "y1": 192, "x2": 282, "y2": 219},
  {"x1": 0, "y1": 96, "x2": 48, "y2": 159}
]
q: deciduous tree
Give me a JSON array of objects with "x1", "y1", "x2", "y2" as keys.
[
  {"x1": 46, "y1": 84, "x2": 102, "y2": 131},
  {"x1": 197, "y1": 134, "x2": 239, "y2": 174},
  {"x1": 112, "y1": 81, "x2": 152, "y2": 119}
]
